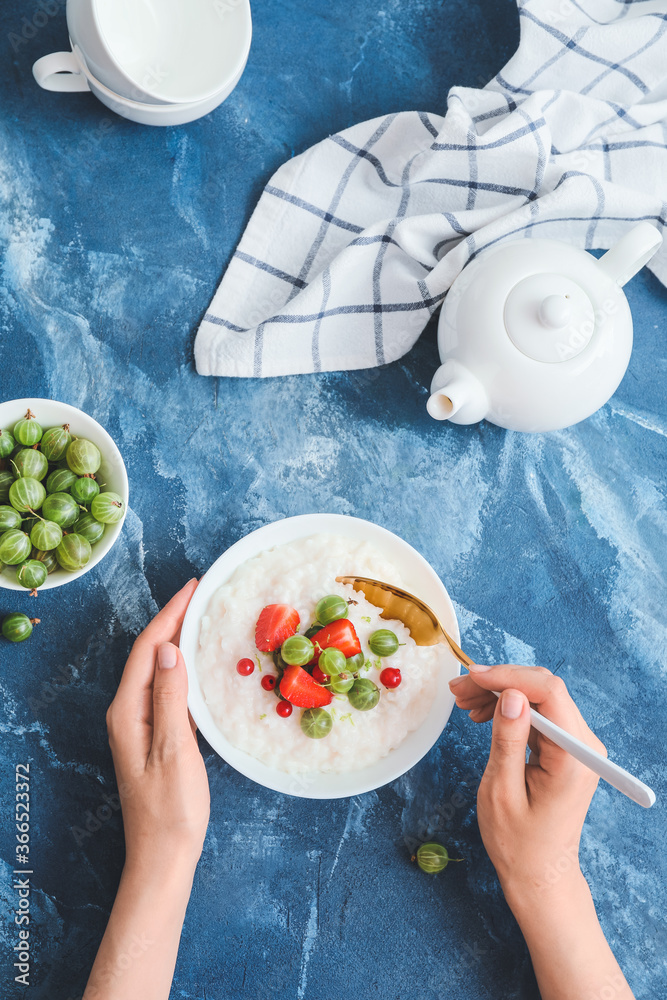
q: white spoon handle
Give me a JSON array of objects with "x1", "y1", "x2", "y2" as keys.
[{"x1": 514, "y1": 697, "x2": 655, "y2": 808}]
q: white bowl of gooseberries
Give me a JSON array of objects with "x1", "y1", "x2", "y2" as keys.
[{"x1": 0, "y1": 398, "x2": 129, "y2": 591}]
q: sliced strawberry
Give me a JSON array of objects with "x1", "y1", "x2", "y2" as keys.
[
  {"x1": 311, "y1": 619, "x2": 362, "y2": 661},
  {"x1": 279, "y1": 665, "x2": 333, "y2": 708},
  {"x1": 255, "y1": 604, "x2": 300, "y2": 652}
]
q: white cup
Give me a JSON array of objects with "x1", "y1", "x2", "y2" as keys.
[{"x1": 33, "y1": 0, "x2": 252, "y2": 109}]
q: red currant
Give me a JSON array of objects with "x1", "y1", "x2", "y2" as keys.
[
  {"x1": 236, "y1": 657, "x2": 255, "y2": 676},
  {"x1": 276, "y1": 701, "x2": 293, "y2": 718},
  {"x1": 380, "y1": 667, "x2": 402, "y2": 689},
  {"x1": 261, "y1": 675, "x2": 277, "y2": 691},
  {"x1": 312, "y1": 665, "x2": 329, "y2": 685}
]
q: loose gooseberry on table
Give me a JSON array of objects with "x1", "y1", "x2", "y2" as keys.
[
  {"x1": 1, "y1": 612, "x2": 39, "y2": 643},
  {"x1": 415, "y1": 842, "x2": 451, "y2": 874}
]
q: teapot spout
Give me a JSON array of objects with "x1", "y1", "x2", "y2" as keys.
[
  {"x1": 427, "y1": 361, "x2": 488, "y2": 425},
  {"x1": 598, "y1": 222, "x2": 662, "y2": 287}
]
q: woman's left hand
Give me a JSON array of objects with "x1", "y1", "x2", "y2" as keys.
[{"x1": 105, "y1": 578, "x2": 210, "y2": 873}]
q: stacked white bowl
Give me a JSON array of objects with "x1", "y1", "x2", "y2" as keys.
[{"x1": 32, "y1": 0, "x2": 252, "y2": 126}]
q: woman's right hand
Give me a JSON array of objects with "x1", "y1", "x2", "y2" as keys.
[
  {"x1": 449, "y1": 665, "x2": 635, "y2": 1000},
  {"x1": 448, "y1": 664, "x2": 606, "y2": 906}
]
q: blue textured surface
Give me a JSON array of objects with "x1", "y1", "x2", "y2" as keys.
[{"x1": 1, "y1": 2, "x2": 666, "y2": 998}]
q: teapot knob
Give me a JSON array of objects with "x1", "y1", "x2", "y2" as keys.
[{"x1": 539, "y1": 294, "x2": 571, "y2": 329}]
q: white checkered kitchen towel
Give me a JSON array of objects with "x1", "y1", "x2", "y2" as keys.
[{"x1": 195, "y1": 0, "x2": 667, "y2": 378}]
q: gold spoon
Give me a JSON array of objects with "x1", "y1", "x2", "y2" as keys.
[{"x1": 336, "y1": 575, "x2": 655, "y2": 809}]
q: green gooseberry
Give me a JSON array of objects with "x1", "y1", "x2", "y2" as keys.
[
  {"x1": 2, "y1": 612, "x2": 36, "y2": 643},
  {"x1": 91, "y1": 492, "x2": 125, "y2": 524},
  {"x1": 72, "y1": 513, "x2": 105, "y2": 546},
  {"x1": 368, "y1": 629, "x2": 400, "y2": 657},
  {"x1": 9, "y1": 477, "x2": 46, "y2": 513},
  {"x1": 12, "y1": 448, "x2": 48, "y2": 482},
  {"x1": 0, "y1": 506, "x2": 22, "y2": 532},
  {"x1": 42, "y1": 492, "x2": 80, "y2": 528},
  {"x1": 46, "y1": 468, "x2": 78, "y2": 494},
  {"x1": 347, "y1": 678, "x2": 380, "y2": 712},
  {"x1": 0, "y1": 471, "x2": 15, "y2": 503},
  {"x1": 318, "y1": 646, "x2": 346, "y2": 676},
  {"x1": 0, "y1": 429, "x2": 15, "y2": 459},
  {"x1": 346, "y1": 652, "x2": 365, "y2": 675},
  {"x1": 30, "y1": 519, "x2": 63, "y2": 551},
  {"x1": 300, "y1": 708, "x2": 333, "y2": 740},
  {"x1": 71, "y1": 476, "x2": 100, "y2": 506},
  {"x1": 416, "y1": 843, "x2": 450, "y2": 874},
  {"x1": 328, "y1": 672, "x2": 354, "y2": 694},
  {"x1": 315, "y1": 594, "x2": 349, "y2": 626},
  {"x1": 13, "y1": 411, "x2": 42, "y2": 446},
  {"x1": 56, "y1": 533, "x2": 92, "y2": 572},
  {"x1": 0, "y1": 530, "x2": 32, "y2": 565},
  {"x1": 281, "y1": 634, "x2": 315, "y2": 666},
  {"x1": 40, "y1": 424, "x2": 72, "y2": 462},
  {"x1": 66, "y1": 438, "x2": 101, "y2": 475},
  {"x1": 33, "y1": 548, "x2": 58, "y2": 574},
  {"x1": 16, "y1": 560, "x2": 48, "y2": 590}
]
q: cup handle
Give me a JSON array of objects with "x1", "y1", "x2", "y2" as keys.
[{"x1": 33, "y1": 51, "x2": 91, "y2": 93}]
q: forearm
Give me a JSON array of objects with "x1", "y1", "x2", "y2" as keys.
[
  {"x1": 505, "y1": 872, "x2": 634, "y2": 1000},
  {"x1": 83, "y1": 854, "x2": 197, "y2": 1000}
]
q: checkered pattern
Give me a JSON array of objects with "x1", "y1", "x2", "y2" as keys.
[{"x1": 195, "y1": 0, "x2": 667, "y2": 378}]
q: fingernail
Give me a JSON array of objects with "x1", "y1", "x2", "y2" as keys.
[
  {"x1": 449, "y1": 675, "x2": 465, "y2": 688},
  {"x1": 468, "y1": 663, "x2": 492, "y2": 672},
  {"x1": 158, "y1": 643, "x2": 178, "y2": 670},
  {"x1": 501, "y1": 690, "x2": 524, "y2": 719}
]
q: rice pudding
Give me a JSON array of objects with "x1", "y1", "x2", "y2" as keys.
[{"x1": 196, "y1": 533, "x2": 445, "y2": 774}]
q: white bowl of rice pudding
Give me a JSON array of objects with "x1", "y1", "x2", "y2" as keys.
[{"x1": 180, "y1": 514, "x2": 461, "y2": 799}]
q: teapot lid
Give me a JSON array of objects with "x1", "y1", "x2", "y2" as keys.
[{"x1": 504, "y1": 272, "x2": 595, "y2": 363}]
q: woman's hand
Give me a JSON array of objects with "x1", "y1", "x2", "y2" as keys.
[
  {"x1": 449, "y1": 664, "x2": 605, "y2": 902},
  {"x1": 106, "y1": 577, "x2": 210, "y2": 873},
  {"x1": 449, "y1": 665, "x2": 634, "y2": 1000},
  {"x1": 84, "y1": 578, "x2": 209, "y2": 1000}
]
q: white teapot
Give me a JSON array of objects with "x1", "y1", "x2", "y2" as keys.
[{"x1": 427, "y1": 222, "x2": 662, "y2": 432}]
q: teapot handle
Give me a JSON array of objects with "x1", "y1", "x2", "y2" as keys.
[{"x1": 598, "y1": 222, "x2": 662, "y2": 287}]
